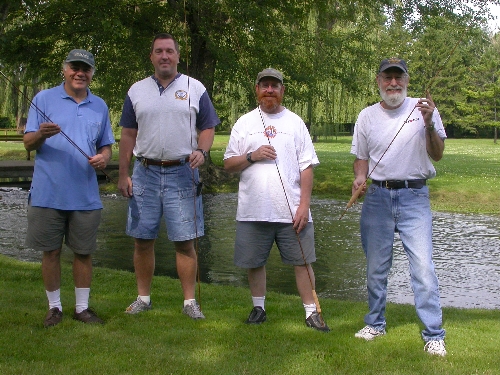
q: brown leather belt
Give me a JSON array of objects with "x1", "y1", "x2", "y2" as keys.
[
  {"x1": 372, "y1": 179, "x2": 426, "y2": 189},
  {"x1": 139, "y1": 157, "x2": 189, "y2": 167}
]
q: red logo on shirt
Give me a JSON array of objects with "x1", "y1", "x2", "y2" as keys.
[{"x1": 264, "y1": 126, "x2": 277, "y2": 138}]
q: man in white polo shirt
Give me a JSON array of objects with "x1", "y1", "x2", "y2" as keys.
[{"x1": 118, "y1": 33, "x2": 220, "y2": 319}]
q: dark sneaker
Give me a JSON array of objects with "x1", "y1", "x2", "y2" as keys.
[
  {"x1": 245, "y1": 306, "x2": 266, "y2": 324},
  {"x1": 73, "y1": 308, "x2": 104, "y2": 324},
  {"x1": 44, "y1": 307, "x2": 63, "y2": 328},
  {"x1": 305, "y1": 311, "x2": 330, "y2": 332}
]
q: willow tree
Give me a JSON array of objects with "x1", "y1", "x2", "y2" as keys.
[
  {"x1": 459, "y1": 32, "x2": 500, "y2": 141},
  {"x1": 0, "y1": 0, "x2": 497, "y2": 130}
]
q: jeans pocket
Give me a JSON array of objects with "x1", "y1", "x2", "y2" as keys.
[{"x1": 130, "y1": 184, "x2": 145, "y2": 219}]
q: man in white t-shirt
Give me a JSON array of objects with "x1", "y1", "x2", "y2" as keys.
[
  {"x1": 351, "y1": 58, "x2": 447, "y2": 356},
  {"x1": 223, "y1": 68, "x2": 329, "y2": 332}
]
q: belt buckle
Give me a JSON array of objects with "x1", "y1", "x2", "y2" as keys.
[
  {"x1": 385, "y1": 181, "x2": 390, "y2": 189},
  {"x1": 141, "y1": 158, "x2": 148, "y2": 167}
]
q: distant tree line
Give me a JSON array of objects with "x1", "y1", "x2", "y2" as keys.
[{"x1": 1, "y1": 0, "x2": 499, "y2": 141}]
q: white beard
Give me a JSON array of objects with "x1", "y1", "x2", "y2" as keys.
[{"x1": 380, "y1": 87, "x2": 407, "y2": 108}]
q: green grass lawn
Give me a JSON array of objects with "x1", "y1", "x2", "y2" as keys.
[
  {"x1": 1, "y1": 137, "x2": 499, "y2": 373},
  {"x1": 0, "y1": 254, "x2": 499, "y2": 375}
]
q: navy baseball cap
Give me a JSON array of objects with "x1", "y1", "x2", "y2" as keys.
[{"x1": 378, "y1": 58, "x2": 408, "y2": 73}]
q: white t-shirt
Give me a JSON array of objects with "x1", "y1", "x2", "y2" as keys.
[
  {"x1": 351, "y1": 97, "x2": 447, "y2": 181},
  {"x1": 224, "y1": 107, "x2": 319, "y2": 222}
]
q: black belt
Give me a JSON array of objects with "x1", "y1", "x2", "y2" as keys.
[
  {"x1": 372, "y1": 179, "x2": 426, "y2": 189},
  {"x1": 139, "y1": 157, "x2": 189, "y2": 167}
]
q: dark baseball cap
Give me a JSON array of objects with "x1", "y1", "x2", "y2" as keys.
[
  {"x1": 65, "y1": 49, "x2": 95, "y2": 68},
  {"x1": 378, "y1": 58, "x2": 408, "y2": 73},
  {"x1": 255, "y1": 68, "x2": 283, "y2": 84}
]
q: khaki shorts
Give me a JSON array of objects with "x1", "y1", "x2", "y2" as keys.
[{"x1": 25, "y1": 205, "x2": 101, "y2": 255}]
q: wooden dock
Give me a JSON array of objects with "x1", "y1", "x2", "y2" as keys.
[{"x1": 0, "y1": 160, "x2": 119, "y2": 187}]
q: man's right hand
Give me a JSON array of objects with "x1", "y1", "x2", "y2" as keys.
[
  {"x1": 38, "y1": 122, "x2": 61, "y2": 139},
  {"x1": 251, "y1": 145, "x2": 277, "y2": 162},
  {"x1": 118, "y1": 176, "x2": 133, "y2": 197}
]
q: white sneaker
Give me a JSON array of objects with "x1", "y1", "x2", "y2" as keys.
[
  {"x1": 355, "y1": 325, "x2": 386, "y2": 341},
  {"x1": 424, "y1": 340, "x2": 447, "y2": 356},
  {"x1": 182, "y1": 302, "x2": 205, "y2": 319}
]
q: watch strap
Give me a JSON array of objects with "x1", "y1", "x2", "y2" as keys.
[
  {"x1": 246, "y1": 152, "x2": 255, "y2": 164},
  {"x1": 196, "y1": 149, "x2": 208, "y2": 159}
]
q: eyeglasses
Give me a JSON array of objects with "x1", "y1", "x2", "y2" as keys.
[
  {"x1": 379, "y1": 74, "x2": 407, "y2": 83},
  {"x1": 258, "y1": 82, "x2": 282, "y2": 91},
  {"x1": 68, "y1": 64, "x2": 93, "y2": 73}
]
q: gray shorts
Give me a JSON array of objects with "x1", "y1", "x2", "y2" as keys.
[
  {"x1": 234, "y1": 221, "x2": 316, "y2": 268},
  {"x1": 25, "y1": 205, "x2": 101, "y2": 255}
]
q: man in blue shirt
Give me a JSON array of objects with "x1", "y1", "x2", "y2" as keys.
[{"x1": 24, "y1": 49, "x2": 115, "y2": 327}]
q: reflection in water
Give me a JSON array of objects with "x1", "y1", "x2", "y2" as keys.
[{"x1": 1, "y1": 188, "x2": 499, "y2": 309}]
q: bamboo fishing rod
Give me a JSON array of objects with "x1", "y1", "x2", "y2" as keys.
[
  {"x1": 183, "y1": 0, "x2": 203, "y2": 310},
  {"x1": 338, "y1": 37, "x2": 464, "y2": 220},
  {"x1": 257, "y1": 107, "x2": 326, "y2": 325}
]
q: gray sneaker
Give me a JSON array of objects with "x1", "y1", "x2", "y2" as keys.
[
  {"x1": 125, "y1": 297, "x2": 152, "y2": 314},
  {"x1": 182, "y1": 302, "x2": 205, "y2": 319}
]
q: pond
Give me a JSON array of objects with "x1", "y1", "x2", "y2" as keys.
[{"x1": 1, "y1": 188, "x2": 499, "y2": 309}]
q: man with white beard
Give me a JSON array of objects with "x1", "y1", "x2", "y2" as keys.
[{"x1": 350, "y1": 58, "x2": 448, "y2": 356}]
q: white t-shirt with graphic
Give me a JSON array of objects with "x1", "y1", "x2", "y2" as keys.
[{"x1": 224, "y1": 107, "x2": 319, "y2": 222}]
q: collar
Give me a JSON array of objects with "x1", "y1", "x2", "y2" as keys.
[{"x1": 151, "y1": 73, "x2": 182, "y2": 94}]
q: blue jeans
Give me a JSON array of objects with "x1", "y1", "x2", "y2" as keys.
[
  {"x1": 360, "y1": 184, "x2": 445, "y2": 341},
  {"x1": 126, "y1": 160, "x2": 204, "y2": 242}
]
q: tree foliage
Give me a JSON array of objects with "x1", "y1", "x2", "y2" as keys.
[{"x1": 0, "y1": 0, "x2": 499, "y2": 138}]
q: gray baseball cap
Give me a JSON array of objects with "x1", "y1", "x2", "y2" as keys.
[
  {"x1": 255, "y1": 68, "x2": 283, "y2": 84},
  {"x1": 65, "y1": 49, "x2": 95, "y2": 68}
]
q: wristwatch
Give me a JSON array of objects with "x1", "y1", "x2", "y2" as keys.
[
  {"x1": 196, "y1": 149, "x2": 208, "y2": 159},
  {"x1": 426, "y1": 122, "x2": 435, "y2": 131},
  {"x1": 246, "y1": 152, "x2": 255, "y2": 164}
]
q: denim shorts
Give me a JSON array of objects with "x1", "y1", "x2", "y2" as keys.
[
  {"x1": 25, "y1": 205, "x2": 101, "y2": 254},
  {"x1": 126, "y1": 160, "x2": 204, "y2": 241},
  {"x1": 234, "y1": 221, "x2": 316, "y2": 268}
]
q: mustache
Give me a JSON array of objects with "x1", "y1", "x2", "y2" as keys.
[{"x1": 385, "y1": 86, "x2": 403, "y2": 91}]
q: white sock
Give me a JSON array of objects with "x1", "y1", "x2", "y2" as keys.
[
  {"x1": 46, "y1": 289, "x2": 62, "y2": 311},
  {"x1": 252, "y1": 296, "x2": 266, "y2": 310},
  {"x1": 75, "y1": 287, "x2": 90, "y2": 314},
  {"x1": 139, "y1": 295, "x2": 151, "y2": 304},
  {"x1": 184, "y1": 299, "x2": 196, "y2": 307},
  {"x1": 303, "y1": 303, "x2": 317, "y2": 319}
]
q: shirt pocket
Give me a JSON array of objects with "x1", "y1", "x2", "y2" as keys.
[{"x1": 87, "y1": 121, "x2": 101, "y2": 144}]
